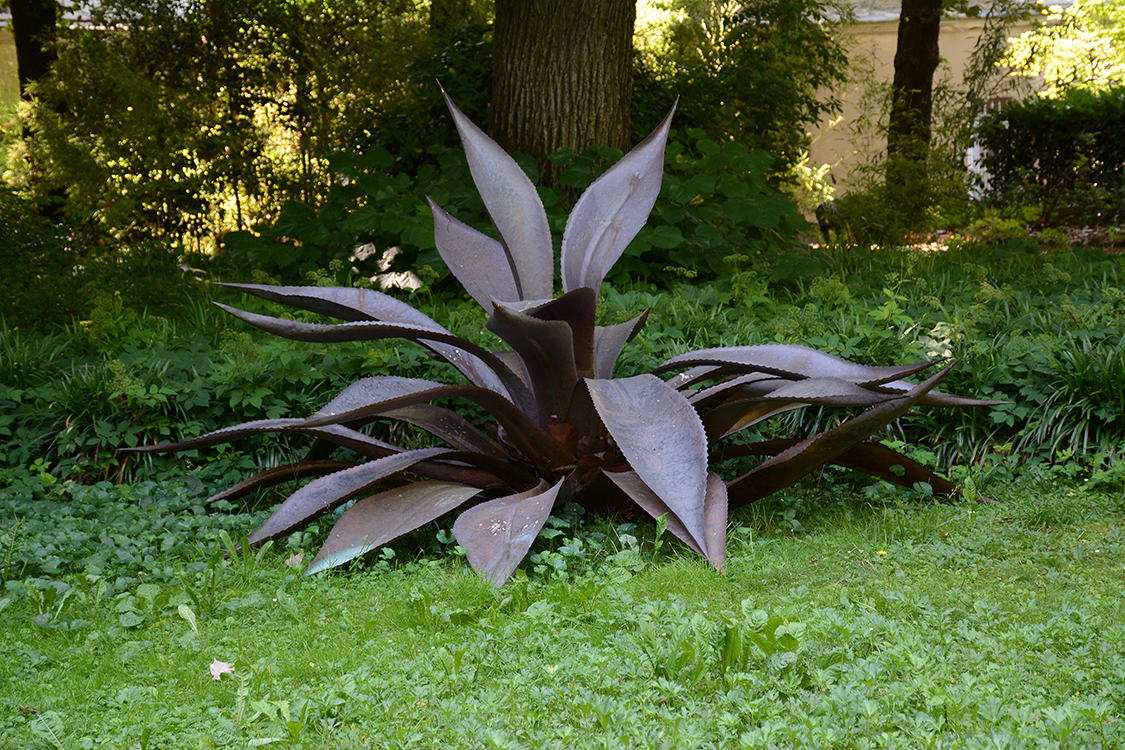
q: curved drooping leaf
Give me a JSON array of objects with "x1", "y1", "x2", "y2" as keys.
[
  {"x1": 204, "y1": 460, "x2": 358, "y2": 505},
  {"x1": 700, "y1": 376, "x2": 902, "y2": 441},
  {"x1": 298, "y1": 382, "x2": 573, "y2": 470},
  {"x1": 442, "y1": 88, "x2": 553, "y2": 300},
  {"x1": 314, "y1": 376, "x2": 455, "y2": 418},
  {"x1": 702, "y1": 471, "x2": 729, "y2": 571},
  {"x1": 561, "y1": 103, "x2": 677, "y2": 295},
  {"x1": 220, "y1": 283, "x2": 517, "y2": 395},
  {"x1": 306, "y1": 481, "x2": 485, "y2": 575},
  {"x1": 428, "y1": 199, "x2": 520, "y2": 312},
  {"x1": 219, "y1": 283, "x2": 447, "y2": 327},
  {"x1": 593, "y1": 310, "x2": 649, "y2": 379},
  {"x1": 605, "y1": 470, "x2": 703, "y2": 555},
  {"x1": 727, "y1": 362, "x2": 957, "y2": 506},
  {"x1": 121, "y1": 415, "x2": 309, "y2": 454},
  {"x1": 122, "y1": 377, "x2": 488, "y2": 457},
  {"x1": 586, "y1": 374, "x2": 709, "y2": 549},
  {"x1": 715, "y1": 439, "x2": 961, "y2": 498},
  {"x1": 302, "y1": 424, "x2": 525, "y2": 488},
  {"x1": 872, "y1": 382, "x2": 1009, "y2": 408},
  {"x1": 453, "y1": 479, "x2": 565, "y2": 587},
  {"x1": 214, "y1": 303, "x2": 533, "y2": 412},
  {"x1": 380, "y1": 403, "x2": 508, "y2": 458},
  {"x1": 247, "y1": 447, "x2": 454, "y2": 546},
  {"x1": 687, "y1": 372, "x2": 780, "y2": 407},
  {"x1": 655, "y1": 345, "x2": 937, "y2": 388}
]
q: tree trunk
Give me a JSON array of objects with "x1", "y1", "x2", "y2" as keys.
[
  {"x1": 886, "y1": 0, "x2": 942, "y2": 225},
  {"x1": 491, "y1": 0, "x2": 635, "y2": 186},
  {"x1": 10, "y1": 0, "x2": 59, "y2": 99}
]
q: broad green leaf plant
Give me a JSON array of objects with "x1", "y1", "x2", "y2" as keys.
[{"x1": 127, "y1": 93, "x2": 999, "y2": 586}]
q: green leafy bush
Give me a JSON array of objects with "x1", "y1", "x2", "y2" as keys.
[
  {"x1": 222, "y1": 128, "x2": 813, "y2": 288},
  {"x1": 0, "y1": 187, "x2": 201, "y2": 330},
  {"x1": 634, "y1": 0, "x2": 850, "y2": 171},
  {"x1": 19, "y1": 0, "x2": 434, "y2": 244},
  {"x1": 976, "y1": 87, "x2": 1125, "y2": 226}
]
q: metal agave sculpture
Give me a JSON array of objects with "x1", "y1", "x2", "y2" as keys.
[{"x1": 126, "y1": 95, "x2": 997, "y2": 586}]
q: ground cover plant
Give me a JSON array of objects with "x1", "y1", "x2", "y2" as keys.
[
  {"x1": 1, "y1": 471, "x2": 1122, "y2": 748},
  {"x1": 124, "y1": 95, "x2": 1000, "y2": 586}
]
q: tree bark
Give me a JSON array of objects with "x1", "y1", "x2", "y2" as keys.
[
  {"x1": 10, "y1": 0, "x2": 59, "y2": 99},
  {"x1": 886, "y1": 0, "x2": 942, "y2": 223},
  {"x1": 491, "y1": 0, "x2": 635, "y2": 186}
]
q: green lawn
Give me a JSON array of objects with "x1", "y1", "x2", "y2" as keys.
[{"x1": 2, "y1": 475, "x2": 1122, "y2": 749}]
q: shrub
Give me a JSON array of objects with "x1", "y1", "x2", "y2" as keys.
[
  {"x1": 0, "y1": 187, "x2": 199, "y2": 330},
  {"x1": 634, "y1": 0, "x2": 850, "y2": 171},
  {"x1": 976, "y1": 87, "x2": 1125, "y2": 226},
  {"x1": 222, "y1": 126, "x2": 814, "y2": 289}
]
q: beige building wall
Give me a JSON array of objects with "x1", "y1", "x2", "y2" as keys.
[{"x1": 807, "y1": 14, "x2": 1040, "y2": 195}]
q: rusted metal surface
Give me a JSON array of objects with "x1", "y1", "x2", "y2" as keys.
[
  {"x1": 453, "y1": 481, "x2": 564, "y2": 587},
  {"x1": 123, "y1": 96, "x2": 1001, "y2": 586}
]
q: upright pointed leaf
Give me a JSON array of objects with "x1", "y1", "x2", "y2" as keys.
[
  {"x1": 453, "y1": 479, "x2": 565, "y2": 587},
  {"x1": 429, "y1": 199, "x2": 520, "y2": 312},
  {"x1": 586, "y1": 374, "x2": 709, "y2": 550},
  {"x1": 487, "y1": 303, "x2": 578, "y2": 423},
  {"x1": 593, "y1": 310, "x2": 649, "y2": 379},
  {"x1": 561, "y1": 103, "x2": 676, "y2": 294},
  {"x1": 306, "y1": 482, "x2": 484, "y2": 575},
  {"x1": 524, "y1": 288, "x2": 598, "y2": 378},
  {"x1": 442, "y1": 89, "x2": 553, "y2": 300}
]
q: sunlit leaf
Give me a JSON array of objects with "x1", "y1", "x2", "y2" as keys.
[
  {"x1": 561, "y1": 103, "x2": 676, "y2": 295},
  {"x1": 442, "y1": 87, "x2": 553, "y2": 300}
]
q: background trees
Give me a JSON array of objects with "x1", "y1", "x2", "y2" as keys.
[
  {"x1": 885, "y1": 0, "x2": 942, "y2": 224},
  {"x1": 1003, "y1": 0, "x2": 1125, "y2": 96},
  {"x1": 9, "y1": 0, "x2": 57, "y2": 99},
  {"x1": 635, "y1": 0, "x2": 849, "y2": 172}
]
